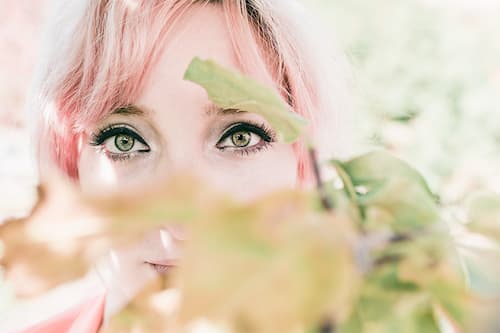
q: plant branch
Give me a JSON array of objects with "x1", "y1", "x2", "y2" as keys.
[{"x1": 309, "y1": 147, "x2": 334, "y2": 211}]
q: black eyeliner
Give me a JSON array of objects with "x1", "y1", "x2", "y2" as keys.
[
  {"x1": 219, "y1": 122, "x2": 275, "y2": 143},
  {"x1": 90, "y1": 124, "x2": 149, "y2": 148}
]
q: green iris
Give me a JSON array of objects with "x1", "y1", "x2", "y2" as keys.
[
  {"x1": 231, "y1": 131, "x2": 251, "y2": 147},
  {"x1": 115, "y1": 134, "x2": 135, "y2": 152}
]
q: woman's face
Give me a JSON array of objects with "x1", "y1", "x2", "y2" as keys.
[{"x1": 78, "y1": 4, "x2": 298, "y2": 200}]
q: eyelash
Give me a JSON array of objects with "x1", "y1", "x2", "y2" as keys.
[
  {"x1": 89, "y1": 121, "x2": 276, "y2": 162},
  {"x1": 216, "y1": 121, "x2": 275, "y2": 156},
  {"x1": 89, "y1": 124, "x2": 150, "y2": 162}
]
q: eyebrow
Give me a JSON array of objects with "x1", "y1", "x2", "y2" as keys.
[
  {"x1": 111, "y1": 105, "x2": 146, "y2": 116},
  {"x1": 203, "y1": 103, "x2": 245, "y2": 117},
  {"x1": 111, "y1": 103, "x2": 246, "y2": 118}
]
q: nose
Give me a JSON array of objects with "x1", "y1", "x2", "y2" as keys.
[
  {"x1": 159, "y1": 147, "x2": 242, "y2": 198},
  {"x1": 156, "y1": 140, "x2": 213, "y2": 185}
]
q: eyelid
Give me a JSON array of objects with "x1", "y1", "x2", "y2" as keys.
[
  {"x1": 90, "y1": 124, "x2": 149, "y2": 147},
  {"x1": 218, "y1": 122, "x2": 275, "y2": 144}
]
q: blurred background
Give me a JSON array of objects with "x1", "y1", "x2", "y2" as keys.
[
  {"x1": 309, "y1": 0, "x2": 500, "y2": 203},
  {"x1": 1, "y1": 0, "x2": 499, "y2": 222}
]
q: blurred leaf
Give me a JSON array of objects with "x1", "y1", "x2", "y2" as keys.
[
  {"x1": 0, "y1": 123, "x2": 483, "y2": 333},
  {"x1": 101, "y1": 279, "x2": 176, "y2": 333},
  {"x1": 341, "y1": 279, "x2": 442, "y2": 333},
  {"x1": 0, "y1": 177, "x2": 105, "y2": 298},
  {"x1": 332, "y1": 152, "x2": 440, "y2": 231},
  {"x1": 341, "y1": 257, "x2": 467, "y2": 333},
  {"x1": 360, "y1": 178, "x2": 440, "y2": 231},
  {"x1": 93, "y1": 175, "x2": 222, "y2": 244},
  {"x1": 184, "y1": 57, "x2": 308, "y2": 143},
  {"x1": 176, "y1": 191, "x2": 360, "y2": 333},
  {"x1": 459, "y1": 193, "x2": 500, "y2": 300},
  {"x1": 338, "y1": 151, "x2": 436, "y2": 199},
  {"x1": 467, "y1": 193, "x2": 500, "y2": 241}
]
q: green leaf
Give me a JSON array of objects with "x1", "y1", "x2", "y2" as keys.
[
  {"x1": 184, "y1": 57, "x2": 308, "y2": 143},
  {"x1": 461, "y1": 193, "x2": 500, "y2": 296},
  {"x1": 176, "y1": 192, "x2": 359, "y2": 332},
  {"x1": 467, "y1": 193, "x2": 500, "y2": 241},
  {"x1": 338, "y1": 151, "x2": 436, "y2": 200},
  {"x1": 331, "y1": 151, "x2": 440, "y2": 231},
  {"x1": 340, "y1": 287, "x2": 441, "y2": 333},
  {"x1": 360, "y1": 178, "x2": 440, "y2": 231}
]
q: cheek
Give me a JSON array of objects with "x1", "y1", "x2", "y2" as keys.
[
  {"x1": 78, "y1": 148, "x2": 113, "y2": 194},
  {"x1": 78, "y1": 143, "x2": 299, "y2": 200},
  {"x1": 204, "y1": 144, "x2": 298, "y2": 201},
  {"x1": 77, "y1": 147, "x2": 158, "y2": 196}
]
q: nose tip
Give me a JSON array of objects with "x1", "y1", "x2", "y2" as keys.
[
  {"x1": 165, "y1": 164, "x2": 205, "y2": 185},
  {"x1": 153, "y1": 148, "x2": 201, "y2": 183},
  {"x1": 164, "y1": 151, "x2": 217, "y2": 187}
]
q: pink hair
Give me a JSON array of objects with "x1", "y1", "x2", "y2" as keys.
[{"x1": 30, "y1": 0, "x2": 353, "y2": 183}]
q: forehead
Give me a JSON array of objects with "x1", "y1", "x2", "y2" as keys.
[
  {"x1": 136, "y1": 3, "x2": 276, "y2": 110},
  {"x1": 152, "y1": 4, "x2": 237, "y2": 84}
]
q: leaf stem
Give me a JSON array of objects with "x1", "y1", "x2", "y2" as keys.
[
  {"x1": 309, "y1": 147, "x2": 334, "y2": 211},
  {"x1": 331, "y1": 160, "x2": 358, "y2": 203}
]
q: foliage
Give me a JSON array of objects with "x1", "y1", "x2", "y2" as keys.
[
  {"x1": 309, "y1": 0, "x2": 500, "y2": 199},
  {"x1": 184, "y1": 57, "x2": 308, "y2": 144},
  {"x1": 1, "y1": 57, "x2": 499, "y2": 333}
]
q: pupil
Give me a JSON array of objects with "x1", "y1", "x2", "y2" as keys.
[
  {"x1": 231, "y1": 131, "x2": 251, "y2": 147},
  {"x1": 115, "y1": 134, "x2": 134, "y2": 152}
]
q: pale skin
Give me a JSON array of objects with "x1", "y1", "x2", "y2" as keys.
[
  {"x1": 76, "y1": 4, "x2": 299, "y2": 311},
  {"x1": 78, "y1": 4, "x2": 298, "y2": 201}
]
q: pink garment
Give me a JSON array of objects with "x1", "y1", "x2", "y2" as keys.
[{"x1": 10, "y1": 293, "x2": 106, "y2": 333}]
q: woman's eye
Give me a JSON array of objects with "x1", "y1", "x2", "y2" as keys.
[
  {"x1": 116, "y1": 134, "x2": 134, "y2": 152},
  {"x1": 216, "y1": 123, "x2": 274, "y2": 152},
  {"x1": 104, "y1": 133, "x2": 149, "y2": 154},
  {"x1": 231, "y1": 131, "x2": 252, "y2": 147},
  {"x1": 91, "y1": 124, "x2": 150, "y2": 159},
  {"x1": 222, "y1": 130, "x2": 258, "y2": 148}
]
